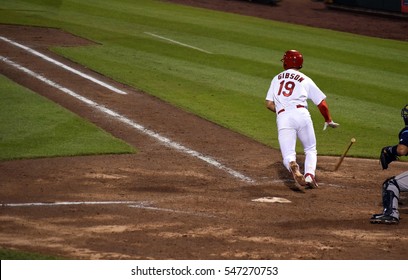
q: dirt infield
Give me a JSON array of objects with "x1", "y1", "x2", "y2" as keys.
[{"x1": 1, "y1": 0, "x2": 408, "y2": 260}]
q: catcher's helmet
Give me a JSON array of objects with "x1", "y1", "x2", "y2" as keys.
[
  {"x1": 402, "y1": 104, "x2": 408, "y2": 125},
  {"x1": 281, "y1": 50, "x2": 303, "y2": 70}
]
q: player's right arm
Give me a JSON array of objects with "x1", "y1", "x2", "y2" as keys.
[
  {"x1": 265, "y1": 76, "x2": 278, "y2": 113},
  {"x1": 266, "y1": 100, "x2": 276, "y2": 113}
]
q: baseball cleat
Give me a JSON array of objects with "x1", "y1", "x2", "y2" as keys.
[
  {"x1": 304, "y1": 173, "x2": 318, "y2": 189},
  {"x1": 289, "y1": 161, "x2": 306, "y2": 187},
  {"x1": 370, "y1": 214, "x2": 399, "y2": 225}
]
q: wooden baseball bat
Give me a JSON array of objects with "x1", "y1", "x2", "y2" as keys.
[{"x1": 334, "y1": 138, "x2": 356, "y2": 171}]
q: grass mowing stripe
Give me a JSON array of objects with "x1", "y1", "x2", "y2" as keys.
[{"x1": 144, "y1": 32, "x2": 213, "y2": 54}]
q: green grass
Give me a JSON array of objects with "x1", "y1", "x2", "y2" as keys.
[
  {"x1": 0, "y1": 0, "x2": 407, "y2": 159},
  {"x1": 0, "y1": 75, "x2": 135, "y2": 161},
  {"x1": 0, "y1": 247, "x2": 62, "y2": 260}
]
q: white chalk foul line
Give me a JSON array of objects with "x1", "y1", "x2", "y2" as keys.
[
  {"x1": 144, "y1": 32, "x2": 213, "y2": 54},
  {"x1": 2, "y1": 201, "x2": 216, "y2": 218},
  {"x1": 0, "y1": 36, "x2": 127, "y2": 95},
  {"x1": 1, "y1": 201, "x2": 137, "y2": 207},
  {"x1": 0, "y1": 56, "x2": 254, "y2": 183}
]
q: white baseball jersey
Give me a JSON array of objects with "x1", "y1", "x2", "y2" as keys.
[{"x1": 266, "y1": 69, "x2": 326, "y2": 112}]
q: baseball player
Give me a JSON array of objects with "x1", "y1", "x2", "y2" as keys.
[
  {"x1": 379, "y1": 104, "x2": 408, "y2": 170},
  {"x1": 371, "y1": 104, "x2": 408, "y2": 224},
  {"x1": 265, "y1": 50, "x2": 339, "y2": 189}
]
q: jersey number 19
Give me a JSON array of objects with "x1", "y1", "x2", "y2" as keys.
[{"x1": 278, "y1": 80, "x2": 295, "y2": 97}]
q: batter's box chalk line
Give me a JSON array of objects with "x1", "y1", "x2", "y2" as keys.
[{"x1": 252, "y1": 197, "x2": 292, "y2": 203}]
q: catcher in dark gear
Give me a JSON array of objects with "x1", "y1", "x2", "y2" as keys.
[
  {"x1": 379, "y1": 104, "x2": 408, "y2": 170},
  {"x1": 371, "y1": 104, "x2": 408, "y2": 225}
]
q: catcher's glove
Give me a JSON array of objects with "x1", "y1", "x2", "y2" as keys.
[{"x1": 380, "y1": 146, "x2": 398, "y2": 170}]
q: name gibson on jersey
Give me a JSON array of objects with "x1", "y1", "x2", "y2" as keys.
[{"x1": 278, "y1": 73, "x2": 304, "y2": 83}]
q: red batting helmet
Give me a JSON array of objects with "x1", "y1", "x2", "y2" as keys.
[{"x1": 281, "y1": 50, "x2": 303, "y2": 70}]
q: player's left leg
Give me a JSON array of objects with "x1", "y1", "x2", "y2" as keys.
[{"x1": 297, "y1": 118, "x2": 317, "y2": 188}]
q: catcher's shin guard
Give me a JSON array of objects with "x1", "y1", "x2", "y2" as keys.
[{"x1": 382, "y1": 177, "x2": 400, "y2": 218}]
